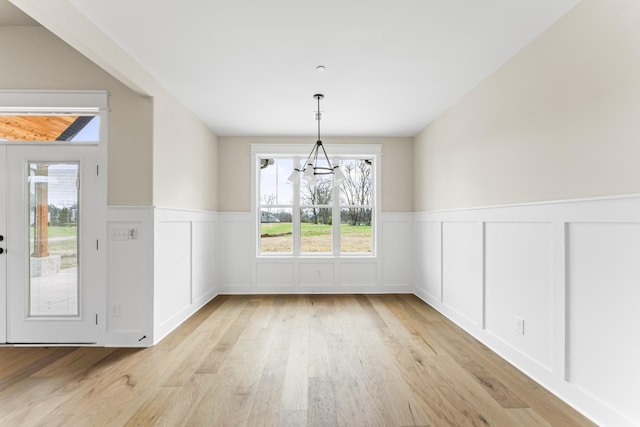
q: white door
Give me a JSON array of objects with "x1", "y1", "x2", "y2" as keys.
[{"x1": 3, "y1": 145, "x2": 102, "y2": 343}]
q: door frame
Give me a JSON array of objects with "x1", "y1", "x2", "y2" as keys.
[
  {"x1": 0, "y1": 147, "x2": 6, "y2": 343},
  {"x1": 0, "y1": 90, "x2": 108, "y2": 345}
]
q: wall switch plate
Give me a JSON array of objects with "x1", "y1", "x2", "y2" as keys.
[
  {"x1": 112, "y1": 228, "x2": 129, "y2": 241},
  {"x1": 516, "y1": 317, "x2": 525, "y2": 335},
  {"x1": 111, "y1": 227, "x2": 138, "y2": 241}
]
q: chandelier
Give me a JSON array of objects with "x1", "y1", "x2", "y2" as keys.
[{"x1": 287, "y1": 94, "x2": 345, "y2": 186}]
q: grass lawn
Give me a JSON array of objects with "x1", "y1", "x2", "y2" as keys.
[
  {"x1": 340, "y1": 224, "x2": 372, "y2": 237},
  {"x1": 261, "y1": 223, "x2": 371, "y2": 237},
  {"x1": 29, "y1": 226, "x2": 78, "y2": 269},
  {"x1": 260, "y1": 222, "x2": 293, "y2": 236},
  {"x1": 48, "y1": 239, "x2": 78, "y2": 269},
  {"x1": 30, "y1": 225, "x2": 77, "y2": 238},
  {"x1": 261, "y1": 222, "x2": 372, "y2": 252}
]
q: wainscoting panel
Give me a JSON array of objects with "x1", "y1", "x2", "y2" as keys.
[
  {"x1": 154, "y1": 221, "x2": 192, "y2": 330},
  {"x1": 381, "y1": 214, "x2": 414, "y2": 286},
  {"x1": 339, "y1": 261, "x2": 377, "y2": 287},
  {"x1": 442, "y1": 222, "x2": 482, "y2": 326},
  {"x1": 414, "y1": 195, "x2": 640, "y2": 427},
  {"x1": 567, "y1": 222, "x2": 640, "y2": 424},
  {"x1": 484, "y1": 222, "x2": 554, "y2": 371},
  {"x1": 414, "y1": 221, "x2": 442, "y2": 301},
  {"x1": 192, "y1": 220, "x2": 217, "y2": 302},
  {"x1": 256, "y1": 262, "x2": 295, "y2": 287},
  {"x1": 299, "y1": 261, "x2": 335, "y2": 287},
  {"x1": 153, "y1": 208, "x2": 219, "y2": 344},
  {"x1": 218, "y1": 213, "x2": 253, "y2": 288}
]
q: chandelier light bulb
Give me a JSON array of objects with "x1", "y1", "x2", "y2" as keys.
[{"x1": 290, "y1": 93, "x2": 338, "y2": 183}]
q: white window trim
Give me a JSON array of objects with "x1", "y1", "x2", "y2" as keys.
[
  {"x1": 251, "y1": 143, "x2": 382, "y2": 258},
  {"x1": 0, "y1": 90, "x2": 108, "y2": 111}
]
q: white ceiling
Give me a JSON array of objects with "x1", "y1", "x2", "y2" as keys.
[{"x1": 12, "y1": 0, "x2": 579, "y2": 137}]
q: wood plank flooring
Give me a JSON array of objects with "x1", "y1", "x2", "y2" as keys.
[{"x1": 0, "y1": 294, "x2": 595, "y2": 426}]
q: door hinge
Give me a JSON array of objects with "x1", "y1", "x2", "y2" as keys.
[
  {"x1": 96, "y1": 239, "x2": 99, "y2": 250},
  {"x1": 76, "y1": 178, "x2": 80, "y2": 189},
  {"x1": 95, "y1": 314, "x2": 98, "y2": 325},
  {"x1": 97, "y1": 164, "x2": 99, "y2": 176}
]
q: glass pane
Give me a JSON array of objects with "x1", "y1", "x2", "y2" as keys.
[
  {"x1": 0, "y1": 115, "x2": 99, "y2": 142},
  {"x1": 260, "y1": 208, "x2": 293, "y2": 253},
  {"x1": 28, "y1": 162, "x2": 79, "y2": 316},
  {"x1": 339, "y1": 159, "x2": 373, "y2": 206},
  {"x1": 301, "y1": 174, "x2": 332, "y2": 206},
  {"x1": 260, "y1": 157, "x2": 293, "y2": 205},
  {"x1": 301, "y1": 208, "x2": 332, "y2": 253},
  {"x1": 341, "y1": 208, "x2": 373, "y2": 253}
]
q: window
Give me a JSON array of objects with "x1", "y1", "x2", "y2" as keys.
[
  {"x1": 255, "y1": 144, "x2": 380, "y2": 257},
  {"x1": 338, "y1": 158, "x2": 374, "y2": 253},
  {"x1": 259, "y1": 157, "x2": 294, "y2": 253},
  {"x1": 0, "y1": 115, "x2": 100, "y2": 142}
]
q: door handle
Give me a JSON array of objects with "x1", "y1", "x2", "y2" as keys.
[
  {"x1": 0, "y1": 248, "x2": 4, "y2": 254},
  {"x1": 0, "y1": 234, "x2": 3, "y2": 241}
]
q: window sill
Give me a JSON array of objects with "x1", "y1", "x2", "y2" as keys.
[{"x1": 256, "y1": 254, "x2": 377, "y2": 259}]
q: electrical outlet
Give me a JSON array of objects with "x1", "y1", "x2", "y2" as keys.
[
  {"x1": 111, "y1": 304, "x2": 121, "y2": 317},
  {"x1": 128, "y1": 228, "x2": 138, "y2": 240},
  {"x1": 516, "y1": 317, "x2": 525, "y2": 335}
]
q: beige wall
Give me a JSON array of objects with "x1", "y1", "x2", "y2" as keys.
[
  {"x1": 218, "y1": 136, "x2": 413, "y2": 212},
  {"x1": 0, "y1": 26, "x2": 153, "y2": 206},
  {"x1": 1, "y1": 25, "x2": 219, "y2": 211},
  {"x1": 153, "y1": 92, "x2": 218, "y2": 211},
  {"x1": 414, "y1": 0, "x2": 640, "y2": 211}
]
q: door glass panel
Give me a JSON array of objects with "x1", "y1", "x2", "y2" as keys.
[{"x1": 28, "y1": 162, "x2": 79, "y2": 316}]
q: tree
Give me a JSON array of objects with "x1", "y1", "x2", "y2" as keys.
[
  {"x1": 262, "y1": 193, "x2": 276, "y2": 216},
  {"x1": 340, "y1": 160, "x2": 372, "y2": 225},
  {"x1": 48, "y1": 204, "x2": 61, "y2": 218},
  {"x1": 262, "y1": 194, "x2": 276, "y2": 205},
  {"x1": 301, "y1": 177, "x2": 332, "y2": 224},
  {"x1": 59, "y1": 207, "x2": 71, "y2": 225}
]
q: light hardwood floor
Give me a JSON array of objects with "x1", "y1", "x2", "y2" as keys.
[{"x1": 0, "y1": 294, "x2": 594, "y2": 426}]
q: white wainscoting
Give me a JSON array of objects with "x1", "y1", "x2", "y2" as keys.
[
  {"x1": 381, "y1": 213, "x2": 414, "y2": 287},
  {"x1": 414, "y1": 195, "x2": 640, "y2": 427},
  {"x1": 153, "y1": 208, "x2": 219, "y2": 344},
  {"x1": 566, "y1": 222, "x2": 640, "y2": 425},
  {"x1": 106, "y1": 207, "x2": 218, "y2": 347},
  {"x1": 106, "y1": 206, "x2": 154, "y2": 347},
  {"x1": 442, "y1": 221, "x2": 482, "y2": 326},
  {"x1": 105, "y1": 200, "x2": 639, "y2": 425},
  {"x1": 217, "y1": 212, "x2": 414, "y2": 293}
]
